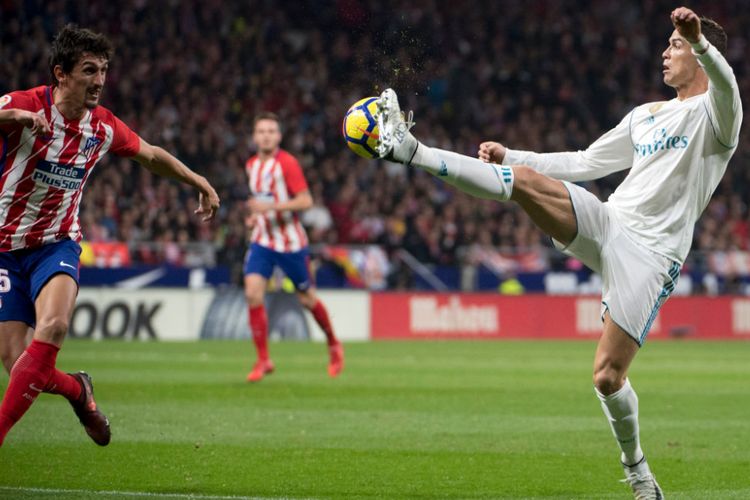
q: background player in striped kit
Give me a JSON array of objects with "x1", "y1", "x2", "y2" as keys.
[
  {"x1": 0, "y1": 25, "x2": 220, "y2": 446},
  {"x1": 243, "y1": 112, "x2": 343, "y2": 382}
]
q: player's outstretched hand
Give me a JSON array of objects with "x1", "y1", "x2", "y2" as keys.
[
  {"x1": 195, "y1": 185, "x2": 220, "y2": 222},
  {"x1": 671, "y1": 6, "x2": 701, "y2": 43},
  {"x1": 17, "y1": 110, "x2": 51, "y2": 137},
  {"x1": 478, "y1": 142, "x2": 507, "y2": 164}
]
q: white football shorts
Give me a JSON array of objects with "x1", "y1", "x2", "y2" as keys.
[{"x1": 553, "y1": 181, "x2": 681, "y2": 345}]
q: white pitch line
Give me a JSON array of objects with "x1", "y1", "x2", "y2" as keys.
[{"x1": 0, "y1": 486, "x2": 314, "y2": 500}]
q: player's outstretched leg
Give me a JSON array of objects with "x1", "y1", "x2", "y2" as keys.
[
  {"x1": 247, "y1": 304, "x2": 274, "y2": 383},
  {"x1": 376, "y1": 88, "x2": 514, "y2": 201}
]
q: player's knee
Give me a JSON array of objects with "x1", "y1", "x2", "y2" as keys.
[
  {"x1": 297, "y1": 291, "x2": 316, "y2": 309},
  {"x1": 245, "y1": 290, "x2": 264, "y2": 307},
  {"x1": 0, "y1": 351, "x2": 16, "y2": 374},
  {"x1": 34, "y1": 317, "x2": 69, "y2": 344},
  {"x1": 593, "y1": 365, "x2": 625, "y2": 396}
]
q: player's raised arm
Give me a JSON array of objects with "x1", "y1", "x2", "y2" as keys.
[
  {"x1": 131, "y1": 137, "x2": 221, "y2": 221},
  {"x1": 671, "y1": 7, "x2": 742, "y2": 148}
]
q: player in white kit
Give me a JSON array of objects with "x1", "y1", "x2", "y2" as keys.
[{"x1": 374, "y1": 7, "x2": 741, "y2": 499}]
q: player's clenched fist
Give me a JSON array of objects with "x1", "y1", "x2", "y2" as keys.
[
  {"x1": 478, "y1": 141, "x2": 506, "y2": 164},
  {"x1": 671, "y1": 6, "x2": 701, "y2": 43}
]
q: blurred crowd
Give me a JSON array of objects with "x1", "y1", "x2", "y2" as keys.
[{"x1": 2, "y1": 0, "x2": 749, "y2": 281}]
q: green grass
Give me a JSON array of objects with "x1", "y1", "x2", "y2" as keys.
[{"x1": 0, "y1": 340, "x2": 749, "y2": 499}]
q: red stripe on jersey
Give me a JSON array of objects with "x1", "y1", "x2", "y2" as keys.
[
  {"x1": 0, "y1": 134, "x2": 23, "y2": 194},
  {"x1": 25, "y1": 113, "x2": 89, "y2": 247},
  {"x1": 0, "y1": 131, "x2": 53, "y2": 193},
  {"x1": 269, "y1": 162, "x2": 292, "y2": 252},
  {"x1": 56, "y1": 188, "x2": 82, "y2": 241},
  {"x1": 56, "y1": 120, "x2": 107, "y2": 240},
  {"x1": 0, "y1": 132, "x2": 52, "y2": 248},
  {"x1": 0, "y1": 131, "x2": 27, "y2": 249},
  {"x1": 250, "y1": 158, "x2": 261, "y2": 246},
  {"x1": 23, "y1": 186, "x2": 65, "y2": 247},
  {"x1": 252, "y1": 158, "x2": 271, "y2": 247}
]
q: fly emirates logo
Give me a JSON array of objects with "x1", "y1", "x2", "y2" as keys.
[
  {"x1": 634, "y1": 127, "x2": 689, "y2": 158},
  {"x1": 409, "y1": 295, "x2": 498, "y2": 334}
]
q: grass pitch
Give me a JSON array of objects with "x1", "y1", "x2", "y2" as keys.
[{"x1": 0, "y1": 339, "x2": 749, "y2": 499}]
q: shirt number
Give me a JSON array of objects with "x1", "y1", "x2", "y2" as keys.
[{"x1": 0, "y1": 269, "x2": 11, "y2": 292}]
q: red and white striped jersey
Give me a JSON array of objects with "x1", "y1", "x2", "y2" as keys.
[
  {"x1": 245, "y1": 149, "x2": 309, "y2": 253},
  {"x1": 0, "y1": 86, "x2": 140, "y2": 251}
]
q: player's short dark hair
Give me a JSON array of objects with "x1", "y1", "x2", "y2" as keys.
[
  {"x1": 49, "y1": 24, "x2": 113, "y2": 85},
  {"x1": 253, "y1": 112, "x2": 282, "y2": 132},
  {"x1": 700, "y1": 17, "x2": 727, "y2": 54}
]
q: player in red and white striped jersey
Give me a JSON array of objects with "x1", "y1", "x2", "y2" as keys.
[
  {"x1": 0, "y1": 25, "x2": 220, "y2": 446},
  {"x1": 246, "y1": 143, "x2": 309, "y2": 253},
  {"x1": 243, "y1": 112, "x2": 342, "y2": 382},
  {"x1": 0, "y1": 86, "x2": 141, "y2": 250}
]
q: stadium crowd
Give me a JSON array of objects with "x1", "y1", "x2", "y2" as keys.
[{"x1": 2, "y1": 0, "x2": 748, "y2": 283}]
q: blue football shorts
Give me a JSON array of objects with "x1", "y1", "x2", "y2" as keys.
[
  {"x1": 0, "y1": 239, "x2": 81, "y2": 327},
  {"x1": 243, "y1": 243, "x2": 312, "y2": 292}
]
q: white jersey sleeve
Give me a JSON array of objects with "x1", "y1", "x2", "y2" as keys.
[
  {"x1": 692, "y1": 36, "x2": 742, "y2": 148},
  {"x1": 501, "y1": 111, "x2": 634, "y2": 182}
]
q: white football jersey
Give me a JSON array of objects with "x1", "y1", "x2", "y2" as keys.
[{"x1": 503, "y1": 41, "x2": 742, "y2": 264}]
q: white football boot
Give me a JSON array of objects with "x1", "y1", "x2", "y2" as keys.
[
  {"x1": 375, "y1": 88, "x2": 417, "y2": 162},
  {"x1": 621, "y1": 459, "x2": 664, "y2": 500}
]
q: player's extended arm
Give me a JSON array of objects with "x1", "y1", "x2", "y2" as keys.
[
  {"x1": 248, "y1": 190, "x2": 313, "y2": 214},
  {"x1": 131, "y1": 138, "x2": 220, "y2": 221},
  {"x1": 480, "y1": 111, "x2": 635, "y2": 182},
  {"x1": 0, "y1": 109, "x2": 51, "y2": 136},
  {"x1": 672, "y1": 7, "x2": 742, "y2": 148}
]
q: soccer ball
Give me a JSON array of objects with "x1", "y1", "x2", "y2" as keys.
[{"x1": 342, "y1": 97, "x2": 380, "y2": 158}]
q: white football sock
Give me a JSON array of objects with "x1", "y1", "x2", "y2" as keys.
[
  {"x1": 408, "y1": 143, "x2": 514, "y2": 201},
  {"x1": 596, "y1": 378, "x2": 645, "y2": 467}
]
